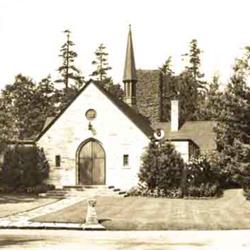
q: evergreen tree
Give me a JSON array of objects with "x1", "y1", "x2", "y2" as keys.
[
  {"x1": 159, "y1": 57, "x2": 179, "y2": 121},
  {"x1": 183, "y1": 39, "x2": 205, "y2": 88},
  {"x1": 32, "y1": 76, "x2": 59, "y2": 134},
  {"x1": 197, "y1": 73, "x2": 223, "y2": 120},
  {"x1": 91, "y1": 43, "x2": 112, "y2": 88},
  {"x1": 160, "y1": 40, "x2": 208, "y2": 122},
  {"x1": 160, "y1": 56, "x2": 174, "y2": 76},
  {"x1": 215, "y1": 47, "x2": 250, "y2": 187},
  {"x1": 139, "y1": 138, "x2": 185, "y2": 195},
  {"x1": 56, "y1": 29, "x2": 84, "y2": 90},
  {"x1": 91, "y1": 43, "x2": 124, "y2": 99},
  {"x1": 181, "y1": 39, "x2": 208, "y2": 120}
]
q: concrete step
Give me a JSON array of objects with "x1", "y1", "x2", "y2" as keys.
[
  {"x1": 39, "y1": 185, "x2": 128, "y2": 198},
  {"x1": 63, "y1": 185, "x2": 84, "y2": 191}
]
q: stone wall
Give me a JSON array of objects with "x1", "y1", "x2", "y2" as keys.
[{"x1": 37, "y1": 83, "x2": 149, "y2": 190}]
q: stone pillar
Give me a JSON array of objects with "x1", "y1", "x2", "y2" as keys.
[
  {"x1": 85, "y1": 199, "x2": 98, "y2": 225},
  {"x1": 82, "y1": 198, "x2": 105, "y2": 230}
]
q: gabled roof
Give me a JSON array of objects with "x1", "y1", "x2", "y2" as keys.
[
  {"x1": 36, "y1": 81, "x2": 153, "y2": 141},
  {"x1": 152, "y1": 121, "x2": 217, "y2": 152}
]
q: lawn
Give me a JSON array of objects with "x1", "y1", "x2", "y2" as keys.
[
  {"x1": 0, "y1": 194, "x2": 58, "y2": 218},
  {"x1": 32, "y1": 189, "x2": 250, "y2": 230}
]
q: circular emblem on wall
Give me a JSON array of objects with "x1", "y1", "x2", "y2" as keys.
[
  {"x1": 85, "y1": 109, "x2": 97, "y2": 121},
  {"x1": 154, "y1": 129, "x2": 165, "y2": 140}
]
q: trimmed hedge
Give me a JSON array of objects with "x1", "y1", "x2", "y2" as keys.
[{"x1": 0, "y1": 144, "x2": 50, "y2": 191}]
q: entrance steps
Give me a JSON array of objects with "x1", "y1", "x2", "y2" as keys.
[{"x1": 39, "y1": 185, "x2": 128, "y2": 198}]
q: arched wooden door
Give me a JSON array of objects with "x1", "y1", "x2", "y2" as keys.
[{"x1": 78, "y1": 140, "x2": 105, "y2": 185}]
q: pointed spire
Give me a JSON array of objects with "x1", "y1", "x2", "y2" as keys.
[{"x1": 123, "y1": 25, "x2": 137, "y2": 82}]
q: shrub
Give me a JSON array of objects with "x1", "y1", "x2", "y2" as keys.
[
  {"x1": 132, "y1": 139, "x2": 223, "y2": 199},
  {"x1": 0, "y1": 144, "x2": 49, "y2": 190},
  {"x1": 138, "y1": 138, "x2": 185, "y2": 197},
  {"x1": 184, "y1": 155, "x2": 222, "y2": 197}
]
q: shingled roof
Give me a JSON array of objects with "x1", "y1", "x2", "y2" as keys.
[
  {"x1": 36, "y1": 81, "x2": 153, "y2": 141},
  {"x1": 152, "y1": 121, "x2": 217, "y2": 153}
]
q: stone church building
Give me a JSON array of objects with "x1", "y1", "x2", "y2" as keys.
[{"x1": 35, "y1": 27, "x2": 216, "y2": 190}]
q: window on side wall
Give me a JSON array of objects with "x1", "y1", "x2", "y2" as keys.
[
  {"x1": 123, "y1": 154, "x2": 129, "y2": 167},
  {"x1": 55, "y1": 155, "x2": 61, "y2": 167}
]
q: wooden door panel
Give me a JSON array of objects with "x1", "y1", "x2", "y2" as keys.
[
  {"x1": 79, "y1": 141, "x2": 92, "y2": 158},
  {"x1": 78, "y1": 140, "x2": 105, "y2": 185},
  {"x1": 79, "y1": 158, "x2": 92, "y2": 185},
  {"x1": 92, "y1": 159, "x2": 105, "y2": 184},
  {"x1": 92, "y1": 142, "x2": 104, "y2": 158}
]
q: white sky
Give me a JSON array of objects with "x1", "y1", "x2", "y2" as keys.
[{"x1": 0, "y1": 0, "x2": 250, "y2": 89}]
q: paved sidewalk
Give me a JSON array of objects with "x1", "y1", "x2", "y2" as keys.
[{"x1": 0, "y1": 195, "x2": 87, "y2": 229}]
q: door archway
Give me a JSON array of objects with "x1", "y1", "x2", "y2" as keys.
[{"x1": 77, "y1": 139, "x2": 105, "y2": 185}]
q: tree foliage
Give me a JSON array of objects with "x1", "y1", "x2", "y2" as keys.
[
  {"x1": 56, "y1": 29, "x2": 84, "y2": 90},
  {"x1": 160, "y1": 39, "x2": 208, "y2": 122},
  {"x1": 0, "y1": 75, "x2": 36, "y2": 139},
  {"x1": 91, "y1": 43, "x2": 124, "y2": 99},
  {"x1": 214, "y1": 47, "x2": 250, "y2": 188},
  {"x1": 0, "y1": 75, "x2": 59, "y2": 140},
  {"x1": 1, "y1": 145, "x2": 49, "y2": 189},
  {"x1": 139, "y1": 139, "x2": 185, "y2": 193},
  {"x1": 196, "y1": 73, "x2": 223, "y2": 120}
]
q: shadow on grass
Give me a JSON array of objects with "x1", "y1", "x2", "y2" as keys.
[
  {"x1": 0, "y1": 195, "x2": 42, "y2": 204},
  {"x1": 99, "y1": 219, "x2": 112, "y2": 223},
  {"x1": 0, "y1": 238, "x2": 45, "y2": 247},
  {"x1": 113, "y1": 240, "x2": 207, "y2": 250}
]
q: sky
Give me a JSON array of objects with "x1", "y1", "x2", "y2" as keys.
[{"x1": 0, "y1": 0, "x2": 250, "y2": 90}]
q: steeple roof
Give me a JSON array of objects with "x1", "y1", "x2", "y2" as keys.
[{"x1": 123, "y1": 25, "x2": 137, "y2": 82}]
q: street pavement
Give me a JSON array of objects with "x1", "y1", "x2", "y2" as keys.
[{"x1": 0, "y1": 229, "x2": 249, "y2": 250}]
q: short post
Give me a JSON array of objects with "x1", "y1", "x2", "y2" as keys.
[{"x1": 82, "y1": 198, "x2": 105, "y2": 230}]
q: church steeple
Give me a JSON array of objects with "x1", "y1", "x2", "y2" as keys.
[{"x1": 123, "y1": 25, "x2": 137, "y2": 108}]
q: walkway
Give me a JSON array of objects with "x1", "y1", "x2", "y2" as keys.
[{"x1": 0, "y1": 195, "x2": 87, "y2": 229}]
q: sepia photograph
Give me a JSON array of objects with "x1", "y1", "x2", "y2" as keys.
[{"x1": 0, "y1": 0, "x2": 250, "y2": 249}]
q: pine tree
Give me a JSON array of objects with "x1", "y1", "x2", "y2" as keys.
[
  {"x1": 91, "y1": 43, "x2": 124, "y2": 99},
  {"x1": 183, "y1": 39, "x2": 205, "y2": 87},
  {"x1": 197, "y1": 73, "x2": 223, "y2": 120},
  {"x1": 181, "y1": 39, "x2": 208, "y2": 120},
  {"x1": 91, "y1": 43, "x2": 112, "y2": 88},
  {"x1": 159, "y1": 57, "x2": 179, "y2": 121},
  {"x1": 56, "y1": 29, "x2": 84, "y2": 90},
  {"x1": 215, "y1": 47, "x2": 250, "y2": 187},
  {"x1": 159, "y1": 56, "x2": 174, "y2": 76},
  {"x1": 160, "y1": 40, "x2": 208, "y2": 122}
]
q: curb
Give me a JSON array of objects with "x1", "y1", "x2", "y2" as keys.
[{"x1": 0, "y1": 222, "x2": 106, "y2": 230}]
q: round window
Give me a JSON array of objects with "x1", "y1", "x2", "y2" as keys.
[{"x1": 85, "y1": 109, "x2": 97, "y2": 121}]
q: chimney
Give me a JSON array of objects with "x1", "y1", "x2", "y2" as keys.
[{"x1": 171, "y1": 100, "x2": 179, "y2": 132}]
